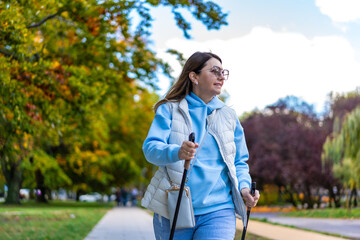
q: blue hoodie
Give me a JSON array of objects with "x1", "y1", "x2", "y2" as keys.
[{"x1": 143, "y1": 92, "x2": 251, "y2": 215}]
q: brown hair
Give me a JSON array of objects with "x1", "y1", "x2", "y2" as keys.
[{"x1": 154, "y1": 51, "x2": 222, "y2": 112}]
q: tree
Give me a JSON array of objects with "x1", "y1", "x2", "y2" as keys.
[
  {"x1": 322, "y1": 106, "x2": 360, "y2": 208},
  {"x1": 0, "y1": 0, "x2": 228, "y2": 203},
  {"x1": 242, "y1": 96, "x2": 337, "y2": 208},
  {"x1": 51, "y1": 88, "x2": 159, "y2": 200},
  {"x1": 321, "y1": 89, "x2": 360, "y2": 207},
  {"x1": 324, "y1": 89, "x2": 360, "y2": 126}
]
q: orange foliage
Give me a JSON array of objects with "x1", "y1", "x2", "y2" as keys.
[
  {"x1": 56, "y1": 155, "x2": 67, "y2": 165},
  {"x1": 252, "y1": 206, "x2": 297, "y2": 213},
  {"x1": 98, "y1": 7, "x2": 106, "y2": 15},
  {"x1": 94, "y1": 150, "x2": 109, "y2": 157},
  {"x1": 87, "y1": 16, "x2": 100, "y2": 36},
  {"x1": 67, "y1": 30, "x2": 77, "y2": 45}
]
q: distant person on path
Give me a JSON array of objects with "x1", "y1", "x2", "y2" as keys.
[
  {"x1": 141, "y1": 52, "x2": 260, "y2": 239},
  {"x1": 131, "y1": 187, "x2": 139, "y2": 206},
  {"x1": 120, "y1": 188, "x2": 128, "y2": 207}
]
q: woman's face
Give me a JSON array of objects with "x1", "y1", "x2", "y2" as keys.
[{"x1": 192, "y1": 57, "x2": 226, "y2": 102}]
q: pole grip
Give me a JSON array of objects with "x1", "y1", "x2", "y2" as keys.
[
  {"x1": 184, "y1": 160, "x2": 191, "y2": 170},
  {"x1": 251, "y1": 182, "x2": 256, "y2": 196},
  {"x1": 185, "y1": 132, "x2": 195, "y2": 170}
]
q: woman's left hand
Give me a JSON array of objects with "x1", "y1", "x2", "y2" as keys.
[{"x1": 241, "y1": 188, "x2": 260, "y2": 208}]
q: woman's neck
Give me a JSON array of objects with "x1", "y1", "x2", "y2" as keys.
[{"x1": 192, "y1": 90, "x2": 213, "y2": 104}]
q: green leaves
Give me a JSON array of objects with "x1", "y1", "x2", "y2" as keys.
[
  {"x1": 191, "y1": 0, "x2": 228, "y2": 30},
  {"x1": 0, "y1": 0, "x2": 228, "y2": 203},
  {"x1": 322, "y1": 106, "x2": 360, "y2": 195},
  {"x1": 22, "y1": 149, "x2": 72, "y2": 189}
]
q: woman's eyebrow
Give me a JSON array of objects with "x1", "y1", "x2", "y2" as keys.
[{"x1": 212, "y1": 66, "x2": 223, "y2": 70}]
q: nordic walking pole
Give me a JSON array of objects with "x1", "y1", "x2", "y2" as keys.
[
  {"x1": 169, "y1": 132, "x2": 195, "y2": 240},
  {"x1": 241, "y1": 182, "x2": 256, "y2": 240}
]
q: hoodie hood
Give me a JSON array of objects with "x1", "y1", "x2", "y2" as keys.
[{"x1": 186, "y1": 92, "x2": 224, "y2": 115}]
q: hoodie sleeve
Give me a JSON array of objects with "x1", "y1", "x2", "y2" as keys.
[
  {"x1": 142, "y1": 103, "x2": 181, "y2": 166},
  {"x1": 234, "y1": 119, "x2": 252, "y2": 190}
]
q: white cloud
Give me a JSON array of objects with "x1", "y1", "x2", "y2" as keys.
[
  {"x1": 156, "y1": 27, "x2": 360, "y2": 116},
  {"x1": 315, "y1": 0, "x2": 360, "y2": 23}
]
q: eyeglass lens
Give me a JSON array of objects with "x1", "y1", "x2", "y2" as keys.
[{"x1": 212, "y1": 67, "x2": 229, "y2": 79}]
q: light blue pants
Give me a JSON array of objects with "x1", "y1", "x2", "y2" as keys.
[{"x1": 153, "y1": 208, "x2": 236, "y2": 240}]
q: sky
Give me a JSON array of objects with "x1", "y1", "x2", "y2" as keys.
[{"x1": 146, "y1": 0, "x2": 360, "y2": 116}]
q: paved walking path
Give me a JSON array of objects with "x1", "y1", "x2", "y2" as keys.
[
  {"x1": 251, "y1": 212, "x2": 360, "y2": 239},
  {"x1": 84, "y1": 207, "x2": 155, "y2": 240},
  {"x1": 238, "y1": 220, "x2": 348, "y2": 240},
  {"x1": 84, "y1": 207, "x2": 358, "y2": 240}
]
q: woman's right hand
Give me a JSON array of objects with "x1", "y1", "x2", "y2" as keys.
[
  {"x1": 241, "y1": 188, "x2": 260, "y2": 208},
  {"x1": 178, "y1": 141, "x2": 199, "y2": 160}
]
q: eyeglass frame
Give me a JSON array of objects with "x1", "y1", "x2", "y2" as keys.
[{"x1": 198, "y1": 66, "x2": 229, "y2": 80}]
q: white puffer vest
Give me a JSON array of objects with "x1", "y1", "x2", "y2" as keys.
[{"x1": 141, "y1": 98, "x2": 247, "y2": 226}]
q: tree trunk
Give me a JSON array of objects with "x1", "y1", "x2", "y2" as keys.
[
  {"x1": 304, "y1": 186, "x2": 314, "y2": 209},
  {"x1": 284, "y1": 188, "x2": 297, "y2": 207},
  {"x1": 328, "y1": 185, "x2": 341, "y2": 208},
  {"x1": 1, "y1": 141, "x2": 24, "y2": 205},
  {"x1": 277, "y1": 185, "x2": 283, "y2": 203},
  {"x1": 316, "y1": 192, "x2": 322, "y2": 208},
  {"x1": 4, "y1": 164, "x2": 22, "y2": 204},
  {"x1": 76, "y1": 189, "x2": 83, "y2": 201},
  {"x1": 47, "y1": 189, "x2": 53, "y2": 200},
  {"x1": 344, "y1": 188, "x2": 350, "y2": 209},
  {"x1": 349, "y1": 188, "x2": 358, "y2": 208},
  {"x1": 354, "y1": 188, "x2": 358, "y2": 207}
]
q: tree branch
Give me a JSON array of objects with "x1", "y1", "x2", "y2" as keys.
[
  {"x1": 0, "y1": 48, "x2": 18, "y2": 60},
  {"x1": 0, "y1": 48, "x2": 41, "y2": 62},
  {"x1": 27, "y1": 10, "x2": 63, "y2": 29}
]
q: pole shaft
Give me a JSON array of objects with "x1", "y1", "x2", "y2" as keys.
[
  {"x1": 241, "y1": 182, "x2": 256, "y2": 240},
  {"x1": 169, "y1": 169, "x2": 188, "y2": 240},
  {"x1": 169, "y1": 132, "x2": 195, "y2": 240}
]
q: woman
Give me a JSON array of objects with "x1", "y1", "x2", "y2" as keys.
[{"x1": 141, "y1": 52, "x2": 260, "y2": 239}]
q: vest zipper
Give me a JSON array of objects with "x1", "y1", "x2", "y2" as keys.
[{"x1": 178, "y1": 106, "x2": 192, "y2": 134}]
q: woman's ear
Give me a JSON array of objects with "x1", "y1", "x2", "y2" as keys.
[{"x1": 189, "y1": 72, "x2": 198, "y2": 84}]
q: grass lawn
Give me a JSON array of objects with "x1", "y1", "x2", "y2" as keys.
[
  {"x1": 280, "y1": 207, "x2": 360, "y2": 218},
  {"x1": 0, "y1": 200, "x2": 113, "y2": 240}
]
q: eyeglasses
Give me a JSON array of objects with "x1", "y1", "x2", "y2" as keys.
[{"x1": 199, "y1": 66, "x2": 229, "y2": 80}]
